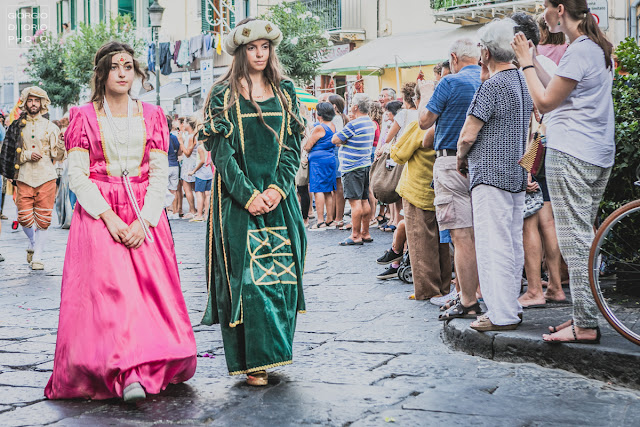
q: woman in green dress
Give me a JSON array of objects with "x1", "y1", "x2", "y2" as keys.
[{"x1": 199, "y1": 18, "x2": 306, "y2": 386}]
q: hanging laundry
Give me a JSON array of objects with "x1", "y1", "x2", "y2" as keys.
[
  {"x1": 159, "y1": 42, "x2": 172, "y2": 75},
  {"x1": 147, "y1": 42, "x2": 156, "y2": 72},
  {"x1": 173, "y1": 40, "x2": 181, "y2": 63},
  {"x1": 215, "y1": 34, "x2": 222, "y2": 55},
  {"x1": 203, "y1": 33, "x2": 212, "y2": 57},
  {"x1": 190, "y1": 34, "x2": 203, "y2": 61},
  {"x1": 176, "y1": 39, "x2": 190, "y2": 67}
]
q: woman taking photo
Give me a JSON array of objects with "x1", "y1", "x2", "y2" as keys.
[
  {"x1": 45, "y1": 41, "x2": 197, "y2": 402},
  {"x1": 513, "y1": 0, "x2": 615, "y2": 344},
  {"x1": 305, "y1": 102, "x2": 337, "y2": 230},
  {"x1": 199, "y1": 18, "x2": 307, "y2": 386}
]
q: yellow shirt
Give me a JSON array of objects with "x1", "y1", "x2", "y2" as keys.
[
  {"x1": 390, "y1": 121, "x2": 436, "y2": 211},
  {"x1": 18, "y1": 114, "x2": 63, "y2": 188}
]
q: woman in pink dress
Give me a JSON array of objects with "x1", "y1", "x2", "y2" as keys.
[{"x1": 45, "y1": 42, "x2": 197, "y2": 403}]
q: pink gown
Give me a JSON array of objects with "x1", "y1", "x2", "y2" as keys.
[{"x1": 45, "y1": 102, "x2": 197, "y2": 400}]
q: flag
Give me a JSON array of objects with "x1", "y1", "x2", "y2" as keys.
[{"x1": 7, "y1": 100, "x2": 21, "y2": 125}]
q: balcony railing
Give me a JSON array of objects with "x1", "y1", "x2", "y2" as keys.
[
  {"x1": 431, "y1": 0, "x2": 542, "y2": 25},
  {"x1": 303, "y1": 0, "x2": 363, "y2": 32},
  {"x1": 303, "y1": 0, "x2": 342, "y2": 31}
]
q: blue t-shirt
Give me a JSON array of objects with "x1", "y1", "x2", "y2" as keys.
[
  {"x1": 335, "y1": 116, "x2": 375, "y2": 173},
  {"x1": 426, "y1": 65, "x2": 481, "y2": 151},
  {"x1": 168, "y1": 133, "x2": 180, "y2": 167}
]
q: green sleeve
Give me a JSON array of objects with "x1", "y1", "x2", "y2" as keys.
[
  {"x1": 199, "y1": 85, "x2": 260, "y2": 210},
  {"x1": 268, "y1": 81, "x2": 305, "y2": 199}
]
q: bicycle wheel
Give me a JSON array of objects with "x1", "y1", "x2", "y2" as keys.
[{"x1": 589, "y1": 199, "x2": 640, "y2": 345}]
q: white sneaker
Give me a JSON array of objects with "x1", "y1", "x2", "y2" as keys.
[
  {"x1": 430, "y1": 286, "x2": 457, "y2": 306},
  {"x1": 123, "y1": 382, "x2": 146, "y2": 403}
]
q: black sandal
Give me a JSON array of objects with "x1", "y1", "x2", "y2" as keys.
[
  {"x1": 545, "y1": 325, "x2": 601, "y2": 345},
  {"x1": 439, "y1": 296, "x2": 460, "y2": 311},
  {"x1": 438, "y1": 300, "x2": 483, "y2": 321}
]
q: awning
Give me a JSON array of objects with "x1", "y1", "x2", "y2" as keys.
[
  {"x1": 320, "y1": 26, "x2": 481, "y2": 75},
  {"x1": 295, "y1": 87, "x2": 319, "y2": 109}
]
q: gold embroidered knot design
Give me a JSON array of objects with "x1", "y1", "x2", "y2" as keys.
[
  {"x1": 247, "y1": 226, "x2": 297, "y2": 286},
  {"x1": 265, "y1": 24, "x2": 273, "y2": 33},
  {"x1": 242, "y1": 28, "x2": 251, "y2": 37}
]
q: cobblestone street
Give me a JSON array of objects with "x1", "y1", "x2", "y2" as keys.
[{"x1": 0, "y1": 205, "x2": 639, "y2": 426}]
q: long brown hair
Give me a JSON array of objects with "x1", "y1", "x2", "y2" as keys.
[
  {"x1": 537, "y1": 13, "x2": 566, "y2": 45},
  {"x1": 90, "y1": 41, "x2": 146, "y2": 109},
  {"x1": 548, "y1": 0, "x2": 612, "y2": 69},
  {"x1": 328, "y1": 94, "x2": 349, "y2": 125},
  {"x1": 205, "y1": 18, "x2": 302, "y2": 146}
]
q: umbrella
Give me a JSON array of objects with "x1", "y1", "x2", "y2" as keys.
[{"x1": 295, "y1": 87, "x2": 318, "y2": 109}]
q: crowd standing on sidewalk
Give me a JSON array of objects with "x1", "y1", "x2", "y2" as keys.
[{"x1": 302, "y1": 0, "x2": 615, "y2": 346}]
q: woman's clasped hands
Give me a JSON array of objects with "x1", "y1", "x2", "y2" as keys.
[
  {"x1": 247, "y1": 188, "x2": 282, "y2": 216},
  {"x1": 100, "y1": 209, "x2": 149, "y2": 249}
]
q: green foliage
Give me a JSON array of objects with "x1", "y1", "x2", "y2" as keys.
[
  {"x1": 23, "y1": 15, "x2": 145, "y2": 111},
  {"x1": 24, "y1": 34, "x2": 80, "y2": 109},
  {"x1": 64, "y1": 15, "x2": 146, "y2": 89},
  {"x1": 602, "y1": 38, "x2": 640, "y2": 217},
  {"x1": 261, "y1": 2, "x2": 330, "y2": 86}
]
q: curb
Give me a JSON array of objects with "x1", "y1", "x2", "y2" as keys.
[{"x1": 442, "y1": 309, "x2": 640, "y2": 390}]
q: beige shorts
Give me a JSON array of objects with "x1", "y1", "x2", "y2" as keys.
[{"x1": 433, "y1": 156, "x2": 473, "y2": 230}]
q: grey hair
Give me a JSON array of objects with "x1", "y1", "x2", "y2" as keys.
[
  {"x1": 352, "y1": 93, "x2": 371, "y2": 114},
  {"x1": 478, "y1": 18, "x2": 517, "y2": 63},
  {"x1": 382, "y1": 87, "x2": 396, "y2": 98},
  {"x1": 448, "y1": 38, "x2": 480, "y2": 60}
]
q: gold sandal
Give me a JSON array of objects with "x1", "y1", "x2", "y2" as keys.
[{"x1": 246, "y1": 370, "x2": 268, "y2": 386}]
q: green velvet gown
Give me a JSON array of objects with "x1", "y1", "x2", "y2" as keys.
[{"x1": 199, "y1": 80, "x2": 307, "y2": 375}]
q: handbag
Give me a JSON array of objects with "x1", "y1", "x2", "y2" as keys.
[
  {"x1": 523, "y1": 187, "x2": 544, "y2": 219},
  {"x1": 518, "y1": 113, "x2": 546, "y2": 179},
  {"x1": 370, "y1": 110, "x2": 409, "y2": 204},
  {"x1": 370, "y1": 151, "x2": 403, "y2": 204},
  {"x1": 295, "y1": 151, "x2": 309, "y2": 186}
]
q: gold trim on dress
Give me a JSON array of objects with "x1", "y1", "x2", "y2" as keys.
[
  {"x1": 228, "y1": 359, "x2": 293, "y2": 376},
  {"x1": 150, "y1": 148, "x2": 167, "y2": 155},
  {"x1": 240, "y1": 112, "x2": 283, "y2": 118},
  {"x1": 93, "y1": 102, "x2": 112, "y2": 176},
  {"x1": 67, "y1": 147, "x2": 89, "y2": 154},
  {"x1": 244, "y1": 189, "x2": 260, "y2": 210},
  {"x1": 268, "y1": 184, "x2": 286, "y2": 200},
  {"x1": 247, "y1": 226, "x2": 297, "y2": 286}
]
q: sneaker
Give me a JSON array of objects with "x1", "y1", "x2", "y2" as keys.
[
  {"x1": 377, "y1": 248, "x2": 402, "y2": 265},
  {"x1": 377, "y1": 265, "x2": 399, "y2": 280},
  {"x1": 430, "y1": 287, "x2": 458, "y2": 306}
]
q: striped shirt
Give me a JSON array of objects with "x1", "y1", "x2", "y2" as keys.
[{"x1": 335, "y1": 116, "x2": 375, "y2": 174}]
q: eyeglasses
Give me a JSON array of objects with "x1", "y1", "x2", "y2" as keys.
[
  {"x1": 411, "y1": 95, "x2": 419, "y2": 102},
  {"x1": 477, "y1": 42, "x2": 486, "y2": 49}
]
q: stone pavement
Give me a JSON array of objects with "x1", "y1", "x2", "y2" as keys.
[{"x1": 0, "y1": 202, "x2": 639, "y2": 426}]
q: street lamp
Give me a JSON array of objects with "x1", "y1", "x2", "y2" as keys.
[{"x1": 148, "y1": 0, "x2": 164, "y2": 106}]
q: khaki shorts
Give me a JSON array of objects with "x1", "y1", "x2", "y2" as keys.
[{"x1": 433, "y1": 156, "x2": 473, "y2": 230}]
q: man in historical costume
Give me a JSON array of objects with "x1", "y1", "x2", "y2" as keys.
[{"x1": 14, "y1": 87, "x2": 63, "y2": 270}]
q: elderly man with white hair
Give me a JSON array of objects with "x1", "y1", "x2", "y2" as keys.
[
  {"x1": 417, "y1": 37, "x2": 483, "y2": 320},
  {"x1": 332, "y1": 93, "x2": 375, "y2": 246},
  {"x1": 456, "y1": 18, "x2": 534, "y2": 331}
]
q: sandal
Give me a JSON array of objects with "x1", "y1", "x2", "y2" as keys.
[
  {"x1": 440, "y1": 296, "x2": 460, "y2": 311},
  {"x1": 544, "y1": 324, "x2": 601, "y2": 345},
  {"x1": 438, "y1": 300, "x2": 482, "y2": 321},
  {"x1": 309, "y1": 222, "x2": 328, "y2": 230},
  {"x1": 339, "y1": 223, "x2": 352, "y2": 231},
  {"x1": 549, "y1": 319, "x2": 573, "y2": 333},
  {"x1": 470, "y1": 314, "x2": 519, "y2": 332},
  {"x1": 383, "y1": 225, "x2": 397, "y2": 232},
  {"x1": 246, "y1": 370, "x2": 269, "y2": 386}
]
